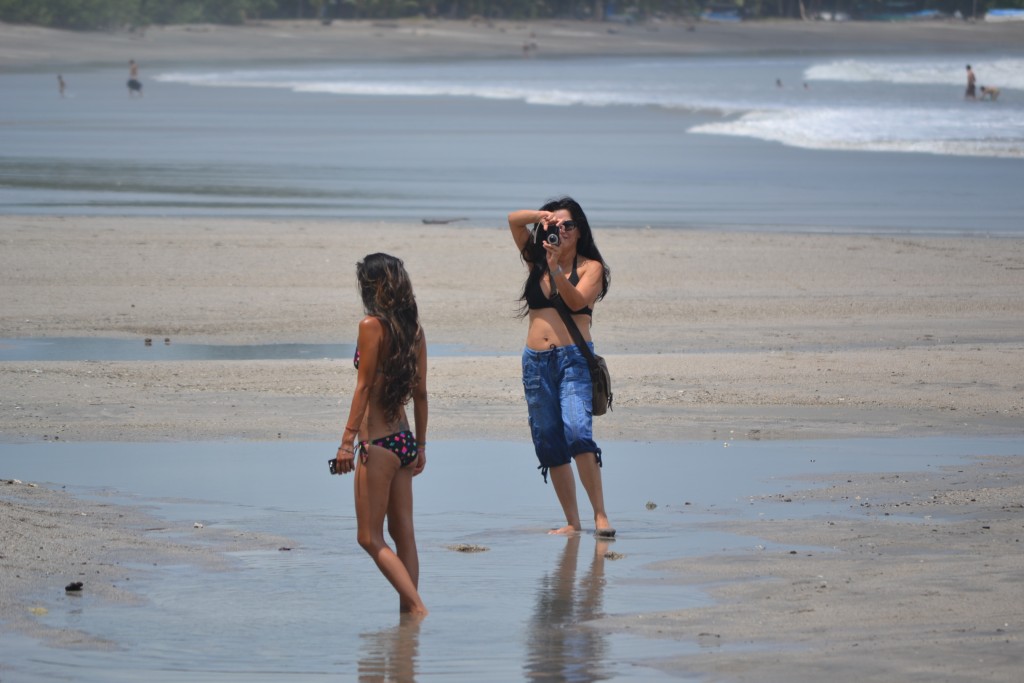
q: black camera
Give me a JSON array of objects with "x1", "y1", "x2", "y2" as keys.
[
  {"x1": 531, "y1": 223, "x2": 560, "y2": 258},
  {"x1": 328, "y1": 457, "x2": 338, "y2": 475}
]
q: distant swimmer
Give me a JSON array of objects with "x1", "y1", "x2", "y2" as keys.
[
  {"x1": 127, "y1": 59, "x2": 143, "y2": 97},
  {"x1": 980, "y1": 86, "x2": 1000, "y2": 101},
  {"x1": 57, "y1": 74, "x2": 66, "y2": 98},
  {"x1": 965, "y1": 64, "x2": 976, "y2": 100},
  {"x1": 776, "y1": 78, "x2": 783, "y2": 88}
]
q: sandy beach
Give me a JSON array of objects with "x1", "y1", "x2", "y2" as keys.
[
  {"x1": 3, "y1": 16, "x2": 1024, "y2": 71},
  {"x1": 3, "y1": 215, "x2": 1022, "y2": 679},
  {"x1": 2, "y1": 16, "x2": 1023, "y2": 682},
  {"x1": 2, "y1": 216, "x2": 1022, "y2": 443}
]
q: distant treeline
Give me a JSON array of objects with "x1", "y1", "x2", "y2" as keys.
[{"x1": 1, "y1": 0, "x2": 1021, "y2": 30}]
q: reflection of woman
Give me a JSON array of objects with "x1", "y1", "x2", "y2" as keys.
[
  {"x1": 358, "y1": 616, "x2": 422, "y2": 682},
  {"x1": 524, "y1": 535, "x2": 610, "y2": 680},
  {"x1": 508, "y1": 197, "x2": 614, "y2": 537},
  {"x1": 334, "y1": 253, "x2": 428, "y2": 616}
]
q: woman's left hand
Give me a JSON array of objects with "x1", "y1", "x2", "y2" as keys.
[
  {"x1": 334, "y1": 445, "x2": 356, "y2": 475},
  {"x1": 413, "y1": 447, "x2": 426, "y2": 476},
  {"x1": 543, "y1": 239, "x2": 562, "y2": 273}
]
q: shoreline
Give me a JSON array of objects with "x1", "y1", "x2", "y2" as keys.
[{"x1": 3, "y1": 18, "x2": 1024, "y2": 72}]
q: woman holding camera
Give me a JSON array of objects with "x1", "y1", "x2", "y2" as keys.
[
  {"x1": 333, "y1": 252, "x2": 429, "y2": 616},
  {"x1": 508, "y1": 197, "x2": 614, "y2": 537}
]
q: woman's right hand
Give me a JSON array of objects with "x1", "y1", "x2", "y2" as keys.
[
  {"x1": 535, "y1": 210, "x2": 559, "y2": 226},
  {"x1": 509, "y1": 209, "x2": 561, "y2": 254}
]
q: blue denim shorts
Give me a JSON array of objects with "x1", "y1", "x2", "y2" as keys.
[{"x1": 522, "y1": 343, "x2": 602, "y2": 482}]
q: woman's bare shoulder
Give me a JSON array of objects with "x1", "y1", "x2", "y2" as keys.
[
  {"x1": 577, "y1": 256, "x2": 602, "y2": 274},
  {"x1": 358, "y1": 316, "x2": 385, "y2": 335}
]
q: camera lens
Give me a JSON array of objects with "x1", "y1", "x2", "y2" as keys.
[{"x1": 547, "y1": 233, "x2": 560, "y2": 246}]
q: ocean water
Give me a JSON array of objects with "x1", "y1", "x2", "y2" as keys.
[
  {"x1": 1, "y1": 53, "x2": 1022, "y2": 233},
  {"x1": 156, "y1": 55, "x2": 1024, "y2": 158},
  {"x1": 3, "y1": 437, "x2": 1022, "y2": 681}
]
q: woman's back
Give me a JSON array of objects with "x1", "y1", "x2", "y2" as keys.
[{"x1": 354, "y1": 316, "x2": 422, "y2": 441}]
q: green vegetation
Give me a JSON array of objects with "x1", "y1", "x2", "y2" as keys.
[{"x1": 0, "y1": 0, "x2": 1020, "y2": 30}]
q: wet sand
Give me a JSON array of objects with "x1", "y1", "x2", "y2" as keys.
[
  {"x1": 598, "y1": 454, "x2": 1024, "y2": 682},
  {"x1": 2, "y1": 16, "x2": 1024, "y2": 681},
  {"x1": 0, "y1": 477, "x2": 293, "y2": 649}
]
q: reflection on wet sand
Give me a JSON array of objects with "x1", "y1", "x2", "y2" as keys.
[
  {"x1": 358, "y1": 614, "x2": 422, "y2": 682},
  {"x1": 525, "y1": 535, "x2": 611, "y2": 682}
]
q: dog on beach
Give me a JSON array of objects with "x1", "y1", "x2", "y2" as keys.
[{"x1": 980, "y1": 86, "x2": 1000, "y2": 101}]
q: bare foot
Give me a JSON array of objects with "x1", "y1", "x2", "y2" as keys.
[
  {"x1": 595, "y1": 514, "x2": 614, "y2": 534},
  {"x1": 400, "y1": 604, "x2": 429, "y2": 617},
  {"x1": 400, "y1": 610, "x2": 427, "y2": 625},
  {"x1": 548, "y1": 525, "x2": 581, "y2": 536}
]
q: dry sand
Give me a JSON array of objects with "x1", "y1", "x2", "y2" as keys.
[
  {"x1": 2, "y1": 216, "x2": 1021, "y2": 443},
  {"x1": 1, "y1": 17, "x2": 1023, "y2": 680}
]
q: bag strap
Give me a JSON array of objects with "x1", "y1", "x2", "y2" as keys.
[{"x1": 550, "y1": 285, "x2": 599, "y2": 368}]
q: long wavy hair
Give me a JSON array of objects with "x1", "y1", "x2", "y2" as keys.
[
  {"x1": 356, "y1": 253, "x2": 421, "y2": 424},
  {"x1": 517, "y1": 196, "x2": 611, "y2": 318}
]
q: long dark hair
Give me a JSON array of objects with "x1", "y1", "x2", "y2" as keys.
[
  {"x1": 356, "y1": 253, "x2": 421, "y2": 424},
  {"x1": 517, "y1": 196, "x2": 610, "y2": 317}
]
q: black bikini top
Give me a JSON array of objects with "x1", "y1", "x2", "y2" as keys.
[{"x1": 525, "y1": 256, "x2": 593, "y2": 316}]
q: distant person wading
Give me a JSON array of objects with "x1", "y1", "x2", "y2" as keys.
[
  {"x1": 965, "y1": 64, "x2": 976, "y2": 100},
  {"x1": 128, "y1": 59, "x2": 143, "y2": 97}
]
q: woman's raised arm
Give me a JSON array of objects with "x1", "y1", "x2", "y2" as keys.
[{"x1": 508, "y1": 209, "x2": 557, "y2": 256}]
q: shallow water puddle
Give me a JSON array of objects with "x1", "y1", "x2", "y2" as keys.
[
  {"x1": 0, "y1": 337, "x2": 468, "y2": 361},
  {"x1": 1, "y1": 437, "x2": 1021, "y2": 681}
]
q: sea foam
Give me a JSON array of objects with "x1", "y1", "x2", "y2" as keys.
[
  {"x1": 806, "y1": 57, "x2": 1024, "y2": 90},
  {"x1": 690, "y1": 107, "x2": 1024, "y2": 158}
]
